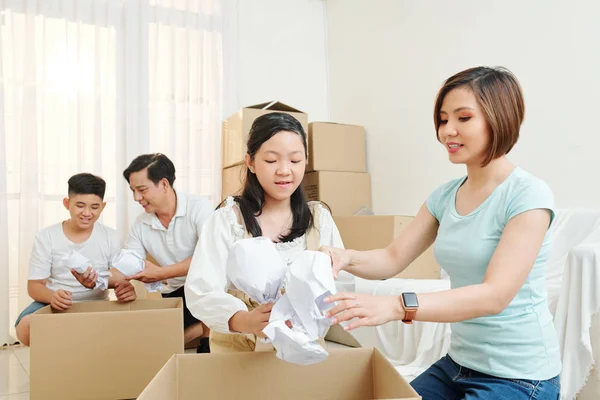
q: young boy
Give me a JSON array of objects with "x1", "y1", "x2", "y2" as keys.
[{"x1": 14, "y1": 173, "x2": 136, "y2": 346}]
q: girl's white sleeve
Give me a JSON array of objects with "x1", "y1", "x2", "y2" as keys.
[{"x1": 184, "y1": 208, "x2": 248, "y2": 333}]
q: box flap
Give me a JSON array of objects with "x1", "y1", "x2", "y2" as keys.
[
  {"x1": 137, "y1": 356, "x2": 178, "y2": 399},
  {"x1": 372, "y1": 350, "x2": 421, "y2": 399},
  {"x1": 33, "y1": 298, "x2": 182, "y2": 317},
  {"x1": 247, "y1": 101, "x2": 303, "y2": 113},
  {"x1": 139, "y1": 348, "x2": 418, "y2": 399}
]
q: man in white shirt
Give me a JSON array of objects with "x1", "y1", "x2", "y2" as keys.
[
  {"x1": 122, "y1": 153, "x2": 213, "y2": 353},
  {"x1": 15, "y1": 173, "x2": 137, "y2": 346}
]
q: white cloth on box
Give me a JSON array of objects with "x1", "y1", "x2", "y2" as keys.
[
  {"x1": 554, "y1": 236, "x2": 600, "y2": 399},
  {"x1": 112, "y1": 249, "x2": 163, "y2": 293},
  {"x1": 226, "y1": 236, "x2": 286, "y2": 304},
  {"x1": 263, "y1": 250, "x2": 337, "y2": 365},
  {"x1": 350, "y1": 277, "x2": 452, "y2": 381}
]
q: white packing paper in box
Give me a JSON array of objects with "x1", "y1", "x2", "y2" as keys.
[
  {"x1": 225, "y1": 237, "x2": 337, "y2": 365},
  {"x1": 112, "y1": 249, "x2": 162, "y2": 292},
  {"x1": 263, "y1": 251, "x2": 337, "y2": 365},
  {"x1": 62, "y1": 250, "x2": 111, "y2": 291},
  {"x1": 226, "y1": 237, "x2": 287, "y2": 304}
]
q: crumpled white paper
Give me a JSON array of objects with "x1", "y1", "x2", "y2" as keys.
[
  {"x1": 226, "y1": 236, "x2": 287, "y2": 304},
  {"x1": 111, "y1": 249, "x2": 162, "y2": 292},
  {"x1": 226, "y1": 237, "x2": 337, "y2": 365},
  {"x1": 63, "y1": 250, "x2": 111, "y2": 291}
]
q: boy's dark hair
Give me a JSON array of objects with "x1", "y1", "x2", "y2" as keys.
[
  {"x1": 122, "y1": 153, "x2": 176, "y2": 187},
  {"x1": 68, "y1": 173, "x2": 106, "y2": 199}
]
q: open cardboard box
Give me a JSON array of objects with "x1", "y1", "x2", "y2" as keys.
[
  {"x1": 138, "y1": 348, "x2": 421, "y2": 399},
  {"x1": 30, "y1": 298, "x2": 184, "y2": 400}
]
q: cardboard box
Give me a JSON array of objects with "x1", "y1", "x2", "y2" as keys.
[
  {"x1": 222, "y1": 163, "x2": 246, "y2": 200},
  {"x1": 334, "y1": 216, "x2": 440, "y2": 279},
  {"x1": 302, "y1": 171, "x2": 371, "y2": 216},
  {"x1": 30, "y1": 298, "x2": 184, "y2": 400},
  {"x1": 138, "y1": 348, "x2": 421, "y2": 400},
  {"x1": 308, "y1": 122, "x2": 366, "y2": 172},
  {"x1": 222, "y1": 101, "x2": 308, "y2": 168}
]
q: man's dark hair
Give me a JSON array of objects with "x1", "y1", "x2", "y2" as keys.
[{"x1": 122, "y1": 153, "x2": 176, "y2": 187}]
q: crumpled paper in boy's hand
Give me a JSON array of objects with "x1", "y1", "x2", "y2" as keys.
[{"x1": 64, "y1": 250, "x2": 111, "y2": 291}]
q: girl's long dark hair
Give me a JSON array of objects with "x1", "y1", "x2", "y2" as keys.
[{"x1": 233, "y1": 112, "x2": 313, "y2": 242}]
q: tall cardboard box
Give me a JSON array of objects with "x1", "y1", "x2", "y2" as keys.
[
  {"x1": 308, "y1": 122, "x2": 366, "y2": 172},
  {"x1": 30, "y1": 298, "x2": 184, "y2": 400},
  {"x1": 222, "y1": 163, "x2": 246, "y2": 200},
  {"x1": 334, "y1": 215, "x2": 440, "y2": 279},
  {"x1": 222, "y1": 101, "x2": 308, "y2": 168},
  {"x1": 302, "y1": 171, "x2": 371, "y2": 215},
  {"x1": 138, "y1": 348, "x2": 421, "y2": 399}
]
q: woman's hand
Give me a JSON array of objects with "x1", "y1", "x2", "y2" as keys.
[
  {"x1": 319, "y1": 246, "x2": 351, "y2": 279},
  {"x1": 325, "y1": 292, "x2": 405, "y2": 331}
]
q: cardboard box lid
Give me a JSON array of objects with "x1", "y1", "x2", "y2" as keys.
[
  {"x1": 244, "y1": 100, "x2": 304, "y2": 113},
  {"x1": 32, "y1": 297, "x2": 182, "y2": 316},
  {"x1": 138, "y1": 348, "x2": 420, "y2": 400}
]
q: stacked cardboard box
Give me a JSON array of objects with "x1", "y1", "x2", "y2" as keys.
[
  {"x1": 221, "y1": 101, "x2": 308, "y2": 200},
  {"x1": 334, "y1": 215, "x2": 440, "y2": 279},
  {"x1": 301, "y1": 122, "x2": 371, "y2": 215}
]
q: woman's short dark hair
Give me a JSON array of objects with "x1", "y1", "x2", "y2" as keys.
[{"x1": 434, "y1": 66, "x2": 525, "y2": 167}]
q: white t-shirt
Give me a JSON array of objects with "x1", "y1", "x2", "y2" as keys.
[
  {"x1": 184, "y1": 197, "x2": 355, "y2": 334},
  {"x1": 124, "y1": 191, "x2": 214, "y2": 293},
  {"x1": 28, "y1": 222, "x2": 121, "y2": 301}
]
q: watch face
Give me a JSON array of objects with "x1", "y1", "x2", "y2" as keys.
[{"x1": 403, "y1": 292, "x2": 419, "y2": 308}]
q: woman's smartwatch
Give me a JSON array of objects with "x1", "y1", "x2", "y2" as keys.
[{"x1": 400, "y1": 292, "x2": 419, "y2": 324}]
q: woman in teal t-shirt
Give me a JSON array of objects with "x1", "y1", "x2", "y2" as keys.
[{"x1": 321, "y1": 66, "x2": 561, "y2": 399}]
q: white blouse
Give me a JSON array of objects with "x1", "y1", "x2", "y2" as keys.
[{"x1": 184, "y1": 197, "x2": 354, "y2": 333}]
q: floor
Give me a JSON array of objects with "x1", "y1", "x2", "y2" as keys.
[{"x1": 0, "y1": 346, "x2": 29, "y2": 399}]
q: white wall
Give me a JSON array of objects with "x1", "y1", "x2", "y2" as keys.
[
  {"x1": 223, "y1": 0, "x2": 329, "y2": 121},
  {"x1": 326, "y1": 0, "x2": 600, "y2": 215}
]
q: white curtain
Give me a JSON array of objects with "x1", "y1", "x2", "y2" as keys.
[{"x1": 0, "y1": 0, "x2": 223, "y2": 344}]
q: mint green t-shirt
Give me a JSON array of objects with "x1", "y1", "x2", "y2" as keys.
[{"x1": 426, "y1": 167, "x2": 561, "y2": 380}]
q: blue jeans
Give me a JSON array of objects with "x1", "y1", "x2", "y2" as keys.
[
  {"x1": 14, "y1": 301, "x2": 48, "y2": 327},
  {"x1": 411, "y1": 355, "x2": 560, "y2": 400}
]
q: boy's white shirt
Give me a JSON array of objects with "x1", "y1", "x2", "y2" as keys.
[
  {"x1": 123, "y1": 191, "x2": 214, "y2": 293},
  {"x1": 28, "y1": 222, "x2": 121, "y2": 301}
]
